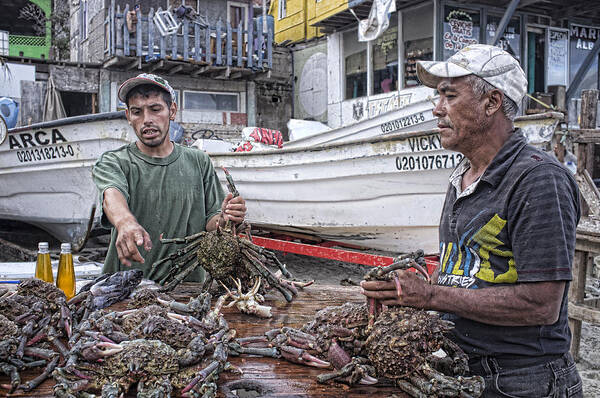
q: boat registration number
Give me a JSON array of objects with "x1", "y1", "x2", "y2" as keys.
[
  {"x1": 380, "y1": 112, "x2": 426, "y2": 134},
  {"x1": 395, "y1": 153, "x2": 463, "y2": 171},
  {"x1": 15, "y1": 144, "x2": 76, "y2": 163}
]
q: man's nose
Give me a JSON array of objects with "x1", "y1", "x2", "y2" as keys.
[
  {"x1": 142, "y1": 109, "x2": 154, "y2": 124},
  {"x1": 432, "y1": 98, "x2": 445, "y2": 117}
]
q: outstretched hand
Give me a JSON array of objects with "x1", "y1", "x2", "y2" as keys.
[
  {"x1": 115, "y1": 219, "x2": 152, "y2": 266},
  {"x1": 221, "y1": 193, "x2": 247, "y2": 224}
]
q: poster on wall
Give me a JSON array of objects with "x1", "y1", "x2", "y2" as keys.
[
  {"x1": 442, "y1": 7, "x2": 480, "y2": 60},
  {"x1": 547, "y1": 28, "x2": 569, "y2": 87},
  {"x1": 485, "y1": 15, "x2": 521, "y2": 62},
  {"x1": 569, "y1": 23, "x2": 599, "y2": 90}
]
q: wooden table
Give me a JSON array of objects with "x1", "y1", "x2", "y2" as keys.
[{"x1": 1, "y1": 283, "x2": 407, "y2": 397}]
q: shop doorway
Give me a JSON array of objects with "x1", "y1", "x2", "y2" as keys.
[
  {"x1": 527, "y1": 27, "x2": 545, "y2": 94},
  {"x1": 60, "y1": 91, "x2": 95, "y2": 117}
]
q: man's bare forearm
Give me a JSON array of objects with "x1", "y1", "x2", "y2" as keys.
[
  {"x1": 103, "y1": 187, "x2": 137, "y2": 229},
  {"x1": 427, "y1": 280, "x2": 565, "y2": 326}
]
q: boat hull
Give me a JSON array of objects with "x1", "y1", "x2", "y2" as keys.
[
  {"x1": 211, "y1": 130, "x2": 460, "y2": 254},
  {"x1": 0, "y1": 112, "x2": 133, "y2": 249}
]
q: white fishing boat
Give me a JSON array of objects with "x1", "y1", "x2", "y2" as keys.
[
  {"x1": 285, "y1": 95, "x2": 438, "y2": 148},
  {"x1": 0, "y1": 112, "x2": 133, "y2": 250},
  {"x1": 211, "y1": 112, "x2": 565, "y2": 254},
  {"x1": 211, "y1": 129, "x2": 458, "y2": 254}
]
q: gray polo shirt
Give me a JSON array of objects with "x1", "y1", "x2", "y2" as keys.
[{"x1": 438, "y1": 130, "x2": 580, "y2": 358}]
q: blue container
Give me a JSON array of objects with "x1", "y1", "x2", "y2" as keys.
[{"x1": 0, "y1": 97, "x2": 19, "y2": 129}]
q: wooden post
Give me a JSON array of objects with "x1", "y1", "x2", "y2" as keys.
[
  {"x1": 136, "y1": 7, "x2": 142, "y2": 56},
  {"x1": 205, "y1": 24, "x2": 211, "y2": 64},
  {"x1": 237, "y1": 21, "x2": 243, "y2": 67},
  {"x1": 226, "y1": 21, "x2": 232, "y2": 67},
  {"x1": 183, "y1": 19, "x2": 189, "y2": 60},
  {"x1": 123, "y1": 4, "x2": 130, "y2": 56},
  {"x1": 216, "y1": 20, "x2": 223, "y2": 66},
  {"x1": 247, "y1": 22, "x2": 253, "y2": 68},
  {"x1": 148, "y1": 8, "x2": 155, "y2": 59},
  {"x1": 581, "y1": 90, "x2": 599, "y2": 129},
  {"x1": 194, "y1": 19, "x2": 201, "y2": 62},
  {"x1": 569, "y1": 250, "x2": 588, "y2": 360}
]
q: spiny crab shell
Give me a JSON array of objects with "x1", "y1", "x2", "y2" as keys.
[
  {"x1": 195, "y1": 231, "x2": 247, "y2": 283},
  {"x1": 365, "y1": 306, "x2": 453, "y2": 379}
]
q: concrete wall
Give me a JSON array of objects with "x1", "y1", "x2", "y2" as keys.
[{"x1": 254, "y1": 46, "x2": 293, "y2": 139}]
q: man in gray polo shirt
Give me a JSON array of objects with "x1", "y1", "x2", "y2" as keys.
[{"x1": 361, "y1": 44, "x2": 582, "y2": 397}]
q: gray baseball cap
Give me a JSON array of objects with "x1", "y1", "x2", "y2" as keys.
[
  {"x1": 118, "y1": 73, "x2": 176, "y2": 103},
  {"x1": 416, "y1": 44, "x2": 527, "y2": 104}
]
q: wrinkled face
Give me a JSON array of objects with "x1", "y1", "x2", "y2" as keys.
[
  {"x1": 126, "y1": 92, "x2": 176, "y2": 150},
  {"x1": 433, "y1": 77, "x2": 490, "y2": 153}
]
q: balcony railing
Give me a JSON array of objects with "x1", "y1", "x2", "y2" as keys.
[{"x1": 104, "y1": 1, "x2": 273, "y2": 70}]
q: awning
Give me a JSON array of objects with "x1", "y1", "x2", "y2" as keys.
[{"x1": 311, "y1": 0, "x2": 374, "y2": 33}]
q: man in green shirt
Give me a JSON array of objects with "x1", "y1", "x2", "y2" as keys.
[{"x1": 92, "y1": 73, "x2": 246, "y2": 283}]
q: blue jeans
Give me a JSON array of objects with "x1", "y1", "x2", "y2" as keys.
[{"x1": 468, "y1": 353, "x2": 583, "y2": 397}]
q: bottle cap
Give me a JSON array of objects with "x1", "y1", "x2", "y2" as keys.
[
  {"x1": 60, "y1": 243, "x2": 71, "y2": 252},
  {"x1": 38, "y1": 242, "x2": 49, "y2": 251}
]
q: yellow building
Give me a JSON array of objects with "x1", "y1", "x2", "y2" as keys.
[{"x1": 271, "y1": 0, "x2": 353, "y2": 43}]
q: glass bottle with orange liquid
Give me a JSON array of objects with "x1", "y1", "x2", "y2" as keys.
[
  {"x1": 34, "y1": 242, "x2": 53, "y2": 283},
  {"x1": 56, "y1": 243, "x2": 76, "y2": 300}
]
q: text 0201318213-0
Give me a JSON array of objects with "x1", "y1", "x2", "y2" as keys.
[
  {"x1": 395, "y1": 153, "x2": 463, "y2": 171},
  {"x1": 16, "y1": 144, "x2": 76, "y2": 163}
]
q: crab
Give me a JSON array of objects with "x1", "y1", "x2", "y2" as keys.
[
  {"x1": 231, "y1": 262, "x2": 484, "y2": 398},
  {"x1": 151, "y1": 168, "x2": 308, "y2": 304},
  {"x1": 55, "y1": 292, "x2": 235, "y2": 397},
  {"x1": 53, "y1": 336, "x2": 232, "y2": 398}
]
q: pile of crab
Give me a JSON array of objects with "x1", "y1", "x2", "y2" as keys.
[
  {"x1": 230, "y1": 252, "x2": 485, "y2": 398},
  {"x1": 0, "y1": 279, "x2": 72, "y2": 394},
  {"x1": 53, "y1": 285, "x2": 237, "y2": 398}
]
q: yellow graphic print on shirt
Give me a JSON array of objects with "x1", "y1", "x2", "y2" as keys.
[{"x1": 439, "y1": 213, "x2": 518, "y2": 288}]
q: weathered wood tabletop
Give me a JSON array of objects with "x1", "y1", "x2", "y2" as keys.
[{"x1": 1, "y1": 283, "x2": 406, "y2": 397}]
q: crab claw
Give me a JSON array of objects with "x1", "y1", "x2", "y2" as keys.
[
  {"x1": 393, "y1": 273, "x2": 402, "y2": 297},
  {"x1": 279, "y1": 346, "x2": 331, "y2": 368},
  {"x1": 359, "y1": 375, "x2": 378, "y2": 385},
  {"x1": 81, "y1": 342, "x2": 123, "y2": 361}
]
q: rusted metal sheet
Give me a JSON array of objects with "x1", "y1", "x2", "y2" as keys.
[{"x1": 0, "y1": 284, "x2": 408, "y2": 397}]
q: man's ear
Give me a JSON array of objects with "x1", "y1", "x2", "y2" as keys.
[
  {"x1": 169, "y1": 101, "x2": 177, "y2": 121},
  {"x1": 486, "y1": 89, "x2": 503, "y2": 116}
]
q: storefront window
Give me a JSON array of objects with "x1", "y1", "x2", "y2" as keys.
[
  {"x1": 372, "y1": 14, "x2": 398, "y2": 94},
  {"x1": 569, "y1": 23, "x2": 599, "y2": 96},
  {"x1": 344, "y1": 30, "x2": 367, "y2": 99},
  {"x1": 486, "y1": 15, "x2": 521, "y2": 61},
  {"x1": 442, "y1": 6, "x2": 480, "y2": 60},
  {"x1": 403, "y1": 5, "x2": 433, "y2": 88}
]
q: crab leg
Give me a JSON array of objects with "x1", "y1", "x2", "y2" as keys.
[
  {"x1": 18, "y1": 355, "x2": 59, "y2": 392},
  {"x1": 279, "y1": 346, "x2": 331, "y2": 368},
  {"x1": 242, "y1": 255, "x2": 295, "y2": 302},
  {"x1": 181, "y1": 360, "x2": 221, "y2": 394},
  {"x1": 0, "y1": 362, "x2": 20, "y2": 393},
  {"x1": 160, "y1": 258, "x2": 201, "y2": 292},
  {"x1": 228, "y1": 342, "x2": 279, "y2": 357}
]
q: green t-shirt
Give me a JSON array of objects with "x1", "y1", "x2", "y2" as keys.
[{"x1": 92, "y1": 142, "x2": 225, "y2": 283}]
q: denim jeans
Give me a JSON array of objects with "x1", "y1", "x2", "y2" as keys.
[{"x1": 468, "y1": 352, "x2": 583, "y2": 397}]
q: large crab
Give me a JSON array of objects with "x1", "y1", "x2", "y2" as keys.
[
  {"x1": 54, "y1": 292, "x2": 235, "y2": 397},
  {"x1": 152, "y1": 168, "x2": 310, "y2": 310},
  {"x1": 231, "y1": 260, "x2": 484, "y2": 397}
]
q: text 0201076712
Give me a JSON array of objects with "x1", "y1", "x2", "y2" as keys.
[{"x1": 395, "y1": 153, "x2": 463, "y2": 171}]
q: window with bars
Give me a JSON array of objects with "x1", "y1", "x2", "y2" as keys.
[{"x1": 184, "y1": 91, "x2": 239, "y2": 112}]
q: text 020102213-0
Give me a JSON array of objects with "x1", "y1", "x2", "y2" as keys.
[{"x1": 395, "y1": 153, "x2": 463, "y2": 171}]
